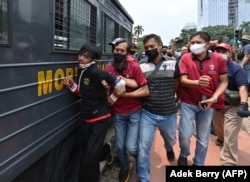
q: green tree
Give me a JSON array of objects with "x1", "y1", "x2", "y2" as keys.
[
  {"x1": 178, "y1": 28, "x2": 197, "y2": 47},
  {"x1": 201, "y1": 25, "x2": 234, "y2": 43},
  {"x1": 239, "y1": 21, "x2": 250, "y2": 34},
  {"x1": 134, "y1": 25, "x2": 144, "y2": 39}
]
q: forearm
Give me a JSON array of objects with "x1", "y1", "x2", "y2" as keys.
[
  {"x1": 124, "y1": 85, "x2": 149, "y2": 98},
  {"x1": 180, "y1": 78, "x2": 200, "y2": 87},
  {"x1": 212, "y1": 81, "x2": 228, "y2": 99},
  {"x1": 120, "y1": 76, "x2": 138, "y2": 88},
  {"x1": 241, "y1": 55, "x2": 250, "y2": 66},
  {"x1": 239, "y1": 86, "x2": 248, "y2": 103}
]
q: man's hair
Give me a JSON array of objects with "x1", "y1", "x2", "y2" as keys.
[
  {"x1": 79, "y1": 43, "x2": 101, "y2": 60},
  {"x1": 190, "y1": 31, "x2": 211, "y2": 42},
  {"x1": 114, "y1": 39, "x2": 130, "y2": 53},
  {"x1": 143, "y1": 33, "x2": 163, "y2": 45},
  {"x1": 211, "y1": 37, "x2": 221, "y2": 43}
]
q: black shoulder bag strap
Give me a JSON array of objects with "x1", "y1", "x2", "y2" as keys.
[{"x1": 147, "y1": 58, "x2": 164, "y2": 85}]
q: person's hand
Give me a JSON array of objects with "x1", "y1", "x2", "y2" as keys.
[
  {"x1": 101, "y1": 80, "x2": 110, "y2": 89},
  {"x1": 198, "y1": 96, "x2": 217, "y2": 111},
  {"x1": 107, "y1": 96, "x2": 115, "y2": 106},
  {"x1": 63, "y1": 76, "x2": 74, "y2": 87},
  {"x1": 237, "y1": 102, "x2": 250, "y2": 117},
  {"x1": 102, "y1": 80, "x2": 111, "y2": 96},
  {"x1": 198, "y1": 75, "x2": 212, "y2": 87}
]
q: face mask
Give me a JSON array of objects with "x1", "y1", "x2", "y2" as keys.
[
  {"x1": 145, "y1": 48, "x2": 159, "y2": 60},
  {"x1": 140, "y1": 54, "x2": 147, "y2": 59},
  {"x1": 114, "y1": 53, "x2": 126, "y2": 63},
  {"x1": 130, "y1": 50, "x2": 136, "y2": 55},
  {"x1": 240, "y1": 40, "x2": 248, "y2": 46},
  {"x1": 167, "y1": 53, "x2": 173, "y2": 57},
  {"x1": 190, "y1": 43, "x2": 206, "y2": 55},
  {"x1": 209, "y1": 45, "x2": 216, "y2": 52},
  {"x1": 218, "y1": 53, "x2": 229, "y2": 61},
  {"x1": 162, "y1": 51, "x2": 167, "y2": 55},
  {"x1": 79, "y1": 62, "x2": 94, "y2": 69}
]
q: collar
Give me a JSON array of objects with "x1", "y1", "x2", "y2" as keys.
[
  {"x1": 191, "y1": 51, "x2": 211, "y2": 61},
  {"x1": 149, "y1": 56, "x2": 166, "y2": 65}
]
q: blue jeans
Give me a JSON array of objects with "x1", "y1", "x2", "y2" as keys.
[
  {"x1": 113, "y1": 109, "x2": 141, "y2": 170},
  {"x1": 137, "y1": 109, "x2": 177, "y2": 182},
  {"x1": 178, "y1": 102, "x2": 214, "y2": 165}
]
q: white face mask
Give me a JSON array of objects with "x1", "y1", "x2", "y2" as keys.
[
  {"x1": 79, "y1": 61, "x2": 95, "y2": 69},
  {"x1": 190, "y1": 43, "x2": 206, "y2": 55},
  {"x1": 218, "y1": 53, "x2": 229, "y2": 61}
]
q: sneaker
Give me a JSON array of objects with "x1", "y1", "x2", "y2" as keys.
[
  {"x1": 177, "y1": 155, "x2": 187, "y2": 166},
  {"x1": 119, "y1": 163, "x2": 132, "y2": 182},
  {"x1": 215, "y1": 138, "x2": 224, "y2": 146},
  {"x1": 167, "y1": 149, "x2": 175, "y2": 162}
]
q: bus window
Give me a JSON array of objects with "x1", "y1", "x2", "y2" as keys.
[
  {"x1": 54, "y1": 0, "x2": 97, "y2": 52},
  {"x1": 121, "y1": 26, "x2": 131, "y2": 43},
  {"x1": 0, "y1": 0, "x2": 9, "y2": 45},
  {"x1": 103, "y1": 15, "x2": 119, "y2": 54}
]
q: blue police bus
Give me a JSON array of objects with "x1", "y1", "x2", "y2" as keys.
[{"x1": 0, "y1": 0, "x2": 133, "y2": 181}]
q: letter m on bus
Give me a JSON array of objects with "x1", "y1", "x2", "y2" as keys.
[{"x1": 38, "y1": 70, "x2": 53, "y2": 96}]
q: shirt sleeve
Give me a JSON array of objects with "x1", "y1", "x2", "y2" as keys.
[
  {"x1": 234, "y1": 64, "x2": 248, "y2": 87},
  {"x1": 178, "y1": 53, "x2": 189, "y2": 75},
  {"x1": 132, "y1": 63, "x2": 148, "y2": 86},
  {"x1": 243, "y1": 45, "x2": 250, "y2": 55},
  {"x1": 102, "y1": 70, "x2": 117, "y2": 85},
  {"x1": 68, "y1": 83, "x2": 81, "y2": 96}
]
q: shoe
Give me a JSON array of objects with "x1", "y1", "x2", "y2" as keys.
[
  {"x1": 177, "y1": 155, "x2": 187, "y2": 166},
  {"x1": 119, "y1": 163, "x2": 132, "y2": 182},
  {"x1": 167, "y1": 149, "x2": 175, "y2": 162},
  {"x1": 211, "y1": 128, "x2": 217, "y2": 136},
  {"x1": 106, "y1": 137, "x2": 116, "y2": 165},
  {"x1": 215, "y1": 138, "x2": 224, "y2": 146}
]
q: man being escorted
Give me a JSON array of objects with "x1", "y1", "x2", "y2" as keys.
[
  {"x1": 105, "y1": 38, "x2": 149, "y2": 182},
  {"x1": 177, "y1": 31, "x2": 228, "y2": 166},
  {"x1": 213, "y1": 43, "x2": 250, "y2": 166},
  {"x1": 138, "y1": 34, "x2": 178, "y2": 182}
]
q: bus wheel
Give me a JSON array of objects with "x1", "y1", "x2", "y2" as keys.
[{"x1": 50, "y1": 128, "x2": 82, "y2": 182}]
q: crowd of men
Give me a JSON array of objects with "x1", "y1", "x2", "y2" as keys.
[{"x1": 64, "y1": 31, "x2": 250, "y2": 182}]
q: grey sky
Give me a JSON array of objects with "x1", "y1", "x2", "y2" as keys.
[{"x1": 119, "y1": 0, "x2": 198, "y2": 45}]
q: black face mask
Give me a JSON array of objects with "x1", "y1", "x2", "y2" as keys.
[
  {"x1": 113, "y1": 53, "x2": 126, "y2": 63},
  {"x1": 130, "y1": 50, "x2": 136, "y2": 55},
  {"x1": 241, "y1": 40, "x2": 248, "y2": 46},
  {"x1": 145, "y1": 48, "x2": 159, "y2": 61},
  {"x1": 167, "y1": 53, "x2": 172, "y2": 57},
  {"x1": 209, "y1": 45, "x2": 216, "y2": 52}
]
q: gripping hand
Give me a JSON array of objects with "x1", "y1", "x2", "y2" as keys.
[{"x1": 237, "y1": 102, "x2": 250, "y2": 117}]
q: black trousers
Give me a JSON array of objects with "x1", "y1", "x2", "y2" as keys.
[{"x1": 78, "y1": 118, "x2": 109, "y2": 182}]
